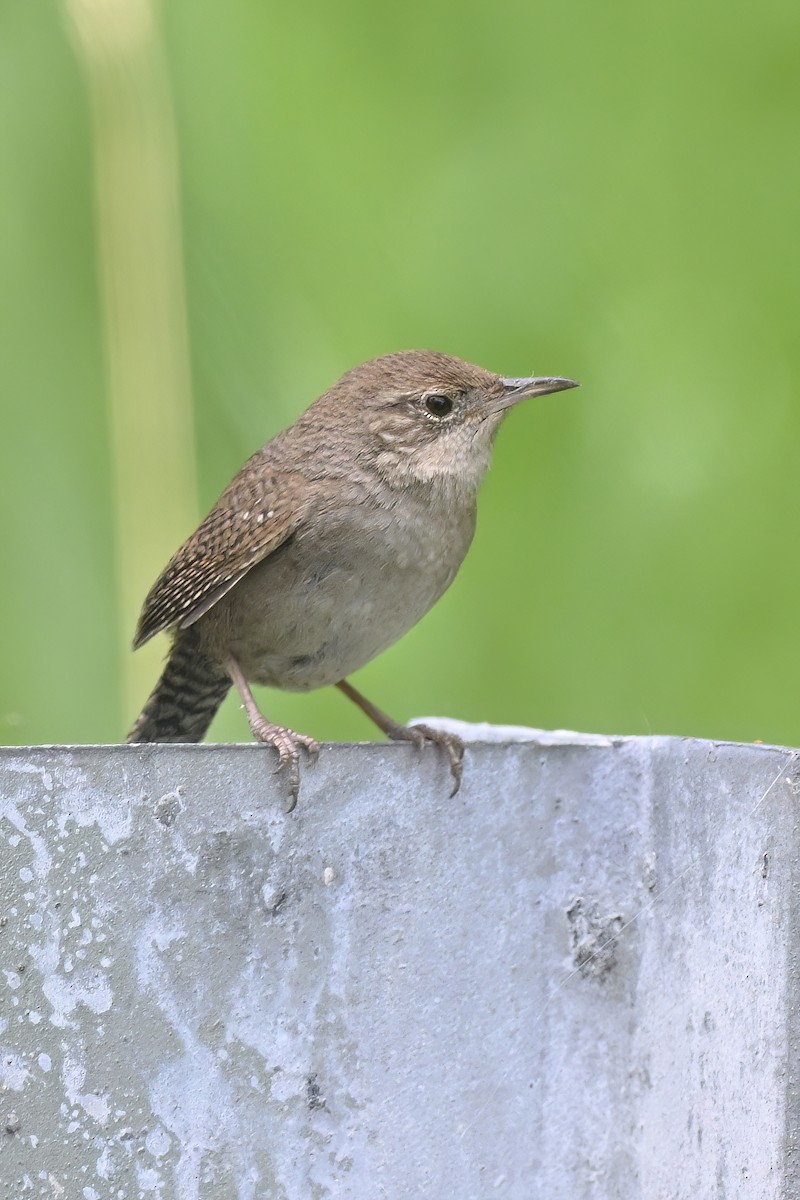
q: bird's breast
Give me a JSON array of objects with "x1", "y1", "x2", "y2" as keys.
[{"x1": 203, "y1": 486, "x2": 477, "y2": 690}]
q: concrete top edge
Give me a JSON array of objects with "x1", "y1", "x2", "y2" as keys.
[{"x1": 0, "y1": 726, "x2": 795, "y2": 759}]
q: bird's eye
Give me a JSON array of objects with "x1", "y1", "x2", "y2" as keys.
[{"x1": 422, "y1": 394, "x2": 454, "y2": 418}]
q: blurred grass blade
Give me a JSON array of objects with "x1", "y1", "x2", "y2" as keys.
[{"x1": 64, "y1": 0, "x2": 197, "y2": 730}]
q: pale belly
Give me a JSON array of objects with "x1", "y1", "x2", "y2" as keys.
[{"x1": 200, "y1": 498, "x2": 476, "y2": 691}]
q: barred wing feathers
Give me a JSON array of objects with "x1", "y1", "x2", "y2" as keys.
[{"x1": 133, "y1": 465, "x2": 307, "y2": 649}]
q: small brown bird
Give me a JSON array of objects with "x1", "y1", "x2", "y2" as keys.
[{"x1": 128, "y1": 350, "x2": 577, "y2": 806}]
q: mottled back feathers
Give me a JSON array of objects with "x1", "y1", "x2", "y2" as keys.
[{"x1": 133, "y1": 460, "x2": 308, "y2": 648}]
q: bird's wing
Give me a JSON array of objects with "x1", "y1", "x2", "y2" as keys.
[{"x1": 133, "y1": 463, "x2": 308, "y2": 649}]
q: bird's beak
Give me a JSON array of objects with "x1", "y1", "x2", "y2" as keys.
[{"x1": 495, "y1": 375, "x2": 580, "y2": 412}]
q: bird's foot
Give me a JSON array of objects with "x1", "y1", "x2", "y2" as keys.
[
  {"x1": 387, "y1": 722, "x2": 465, "y2": 797},
  {"x1": 248, "y1": 716, "x2": 320, "y2": 812}
]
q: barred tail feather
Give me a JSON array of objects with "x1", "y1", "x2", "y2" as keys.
[{"x1": 127, "y1": 629, "x2": 231, "y2": 743}]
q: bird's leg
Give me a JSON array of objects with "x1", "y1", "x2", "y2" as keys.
[
  {"x1": 336, "y1": 679, "x2": 465, "y2": 796},
  {"x1": 226, "y1": 655, "x2": 319, "y2": 811}
]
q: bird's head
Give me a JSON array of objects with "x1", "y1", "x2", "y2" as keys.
[{"x1": 316, "y1": 349, "x2": 578, "y2": 490}]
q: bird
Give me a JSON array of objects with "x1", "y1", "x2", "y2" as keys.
[{"x1": 127, "y1": 350, "x2": 578, "y2": 807}]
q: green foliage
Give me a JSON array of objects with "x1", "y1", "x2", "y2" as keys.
[{"x1": 2, "y1": 0, "x2": 798, "y2": 748}]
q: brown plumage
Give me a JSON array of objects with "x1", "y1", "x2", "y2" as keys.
[
  {"x1": 128, "y1": 350, "x2": 578, "y2": 806},
  {"x1": 133, "y1": 465, "x2": 308, "y2": 647}
]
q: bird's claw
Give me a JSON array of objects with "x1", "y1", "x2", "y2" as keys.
[
  {"x1": 248, "y1": 717, "x2": 320, "y2": 811},
  {"x1": 389, "y1": 722, "x2": 465, "y2": 796}
]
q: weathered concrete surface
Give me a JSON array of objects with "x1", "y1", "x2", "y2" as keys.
[{"x1": 0, "y1": 735, "x2": 798, "y2": 1199}]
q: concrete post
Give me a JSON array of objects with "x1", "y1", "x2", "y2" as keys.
[{"x1": 0, "y1": 733, "x2": 798, "y2": 1198}]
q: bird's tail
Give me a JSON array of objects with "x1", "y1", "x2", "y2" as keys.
[{"x1": 127, "y1": 628, "x2": 232, "y2": 743}]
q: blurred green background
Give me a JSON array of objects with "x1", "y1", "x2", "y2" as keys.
[{"x1": 1, "y1": 0, "x2": 798, "y2": 750}]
